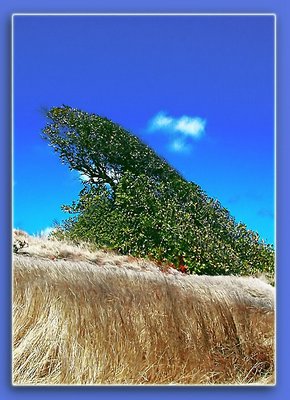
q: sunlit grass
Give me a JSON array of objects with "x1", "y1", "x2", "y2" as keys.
[{"x1": 13, "y1": 232, "x2": 275, "y2": 385}]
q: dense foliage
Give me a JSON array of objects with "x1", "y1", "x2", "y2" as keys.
[{"x1": 42, "y1": 106, "x2": 274, "y2": 276}]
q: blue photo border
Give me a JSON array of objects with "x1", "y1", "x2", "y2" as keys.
[{"x1": 1, "y1": 1, "x2": 289, "y2": 399}]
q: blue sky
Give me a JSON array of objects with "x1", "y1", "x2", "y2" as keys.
[{"x1": 13, "y1": 15, "x2": 275, "y2": 244}]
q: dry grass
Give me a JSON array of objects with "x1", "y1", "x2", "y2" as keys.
[{"x1": 13, "y1": 231, "x2": 275, "y2": 385}]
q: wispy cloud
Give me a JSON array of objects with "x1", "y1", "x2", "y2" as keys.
[
  {"x1": 79, "y1": 168, "x2": 121, "y2": 184},
  {"x1": 79, "y1": 172, "x2": 90, "y2": 182},
  {"x1": 169, "y1": 138, "x2": 191, "y2": 154},
  {"x1": 149, "y1": 112, "x2": 174, "y2": 130},
  {"x1": 147, "y1": 111, "x2": 206, "y2": 153},
  {"x1": 148, "y1": 111, "x2": 206, "y2": 139},
  {"x1": 39, "y1": 227, "x2": 55, "y2": 238},
  {"x1": 175, "y1": 116, "x2": 206, "y2": 137}
]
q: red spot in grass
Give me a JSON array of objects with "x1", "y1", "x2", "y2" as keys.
[{"x1": 179, "y1": 265, "x2": 188, "y2": 274}]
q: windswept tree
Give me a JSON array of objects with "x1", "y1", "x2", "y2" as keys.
[
  {"x1": 42, "y1": 105, "x2": 274, "y2": 276},
  {"x1": 42, "y1": 105, "x2": 183, "y2": 194}
]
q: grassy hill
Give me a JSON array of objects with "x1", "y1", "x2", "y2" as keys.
[{"x1": 13, "y1": 230, "x2": 275, "y2": 385}]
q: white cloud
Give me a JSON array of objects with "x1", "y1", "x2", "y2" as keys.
[
  {"x1": 79, "y1": 168, "x2": 121, "y2": 184},
  {"x1": 79, "y1": 172, "x2": 90, "y2": 182},
  {"x1": 39, "y1": 227, "x2": 55, "y2": 238},
  {"x1": 169, "y1": 139, "x2": 191, "y2": 153},
  {"x1": 149, "y1": 112, "x2": 174, "y2": 131},
  {"x1": 148, "y1": 111, "x2": 206, "y2": 138},
  {"x1": 147, "y1": 111, "x2": 206, "y2": 153},
  {"x1": 174, "y1": 116, "x2": 206, "y2": 138}
]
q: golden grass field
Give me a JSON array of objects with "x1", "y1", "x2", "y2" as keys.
[{"x1": 13, "y1": 230, "x2": 275, "y2": 385}]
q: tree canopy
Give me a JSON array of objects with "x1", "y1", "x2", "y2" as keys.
[
  {"x1": 42, "y1": 105, "x2": 274, "y2": 277},
  {"x1": 42, "y1": 105, "x2": 182, "y2": 193}
]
